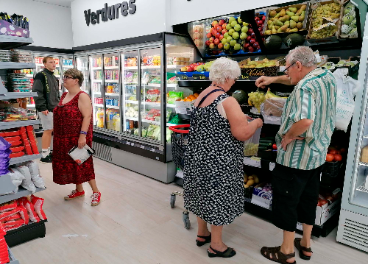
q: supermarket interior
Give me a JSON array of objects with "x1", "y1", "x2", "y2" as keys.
[{"x1": 1, "y1": 0, "x2": 368, "y2": 263}]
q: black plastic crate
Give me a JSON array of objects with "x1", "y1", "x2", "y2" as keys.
[{"x1": 5, "y1": 220, "x2": 47, "y2": 247}]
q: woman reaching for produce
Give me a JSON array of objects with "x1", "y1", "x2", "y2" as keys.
[
  {"x1": 184, "y1": 57, "x2": 263, "y2": 258},
  {"x1": 52, "y1": 69, "x2": 101, "y2": 206}
]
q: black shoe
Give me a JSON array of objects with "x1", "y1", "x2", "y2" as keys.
[{"x1": 40, "y1": 153, "x2": 52, "y2": 163}]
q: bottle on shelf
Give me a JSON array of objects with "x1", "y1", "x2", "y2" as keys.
[{"x1": 96, "y1": 108, "x2": 104, "y2": 128}]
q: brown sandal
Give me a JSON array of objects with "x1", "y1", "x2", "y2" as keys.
[
  {"x1": 260, "y1": 246, "x2": 296, "y2": 264},
  {"x1": 294, "y1": 238, "x2": 313, "y2": 260}
]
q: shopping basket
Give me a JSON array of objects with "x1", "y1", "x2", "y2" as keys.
[{"x1": 168, "y1": 124, "x2": 191, "y2": 229}]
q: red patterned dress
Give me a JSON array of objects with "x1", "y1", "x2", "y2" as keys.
[{"x1": 52, "y1": 91, "x2": 95, "y2": 185}]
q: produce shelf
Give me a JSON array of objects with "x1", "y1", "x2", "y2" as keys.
[
  {"x1": 9, "y1": 154, "x2": 42, "y2": 166},
  {"x1": 0, "y1": 35, "x2": 33, "y2": 50},
  {"x1": 5, "y1": 220, "x2": 47, "y2": 247},
  {"x1": 0, "y1": 62, "x2": 36, "y2": 70},
  {"x1": 0, "y1": 120, "x2": 40, "y2": 131},
  {"x1": 0, "y1": 92, "x2": 37, "y2": 100}
]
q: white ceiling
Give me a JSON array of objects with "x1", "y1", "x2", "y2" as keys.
[{"x1": 34, "y1": 0, "x2": 73, "y2": 7}]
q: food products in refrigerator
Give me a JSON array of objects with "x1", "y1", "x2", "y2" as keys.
[
  {"x1": 125, "y1": 106, "x2": 139, "y2": 118},
  {"x1": 92, "y1": 82, "x2": 102, "y2": 93},
  {"x1": 146, "y1": 89, "x2": 160, "y2": 102},
  {"x1": 96, "y1": 108, "x2": 104, "y2": 128},
  {"x1": 106, "y1": 110, "x2": 120, "y2": 131},
  {"x1": 104, "y1": 56, "x2": 119, "y2": 67},
  {"x1": 144, "y1": 109, "x2": 161, "y2": 122},
  {"x1": 62, "y1": 59, "x2": 73, "y2": 66},
  {"x1": 105, "y1": 70, "x2": 119, "y2": 80},
  {"x1": 91, "y1": 57, "x2": 102, "y2": 67},
  {"x1": 105, "y1": 83, "x2": 119, "y2": 94},
  {"x1": 125, "y1": 72, "x2": 138, "y2": 84},
  {"x1": 360, "y1": 145, "x2": 368, "y2": 163},
  {"x1": 125, "y1": 57, "x2": 138, "y2": 67},
  {"x1": 142, "y1": 55, "x2": 161, "y2": 66},
  {"x1": 106, "y1": 96, "x2": 119, "y2": 107},
  {"x1": 93, "y1": 70, "x2": 103, "y2": 80}
]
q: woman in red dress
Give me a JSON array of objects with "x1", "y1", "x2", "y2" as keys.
[{"x1": 52, "y1": 69, "x2": 101, "y2": 206}]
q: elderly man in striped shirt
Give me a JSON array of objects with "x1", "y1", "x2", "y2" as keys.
[{"x1": 256, "y1": 46, "x2": 337, "y2": 264}]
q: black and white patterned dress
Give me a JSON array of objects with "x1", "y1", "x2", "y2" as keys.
[{"x1": 184, "y1": 93, "x2": 244, "y2": 226}]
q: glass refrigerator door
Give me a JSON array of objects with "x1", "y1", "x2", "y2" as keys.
[
  {"x1": 104, "y1": 53, "x2": 121, "y2": 133},
  {"x1": 140, "y1": 47, "x2": 162, "y2": 143},
  {"x1": 60, "y1": 56, "x2": 74, "y2": 96},
  {"x1": 75, "y1": 56, "x2": 90, "y2": 95},
  {"x1": 90, "y1": 55, "x2": 104, "y2": 129},
  {"x1": 350, "y1": 97, "x2": 368, "y2": 208},
  {"x1": 122, "y1": 50, "x2": 139, "y2": 136}
]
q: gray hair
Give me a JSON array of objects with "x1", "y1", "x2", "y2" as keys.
[
  {"x1": 209, "y1": 57, "x2": 241, "y2": 84},
  {"x1": 286, "y1": 46, "x2": 317, "y2": 67}
]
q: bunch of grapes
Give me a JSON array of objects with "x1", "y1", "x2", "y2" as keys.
[
  {"x1": 244, "y1": 143, "x2": 259, "y2": 156},
  {"x1": 248, "y1": 91, "x2": 266, "y2": 112}
]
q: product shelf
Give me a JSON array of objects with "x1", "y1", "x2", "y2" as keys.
[
  {"x1": 105, "y1": 66, "x2": 119, "y2": 69},
  {"x1": 0, "y1": 120, "x2": 40, "y2": 131},
  {"x1": 0, "y1": 173, "x2": 44, "y2": 204},
  {"x1": 9, "y1": 154, "x2": 42, "y2": 166},
  {"x1": 5, "y1": 220, "x2": 47, "y2": 248},
  {"x1": 0, "y1": 35, "x2": 33, "y2": 50},
  {"x1": 0, "y1": 92, "x2": 37, "y2": 100},
  {"x1": 0, "y1": 62, "x2": 36, "y2": 70},
  {"x1": 105, "y1": 93, "x2": 120, "y2": 96},
  {"x1": 106, "y1": 105, "x2": 119, "y2": 109},
  {"x1": 356, "y1": 184, "x2": 368, "y2": 193},
  {"x1": 105, "y1": 80, "x2": 119, "y2": 83}
]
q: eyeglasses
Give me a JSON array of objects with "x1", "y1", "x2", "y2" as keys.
[
  {"x1": 283, "y1": 61, "x2": 297, "y2": 74},
  {"x1": 63, "y1": 75, "x2": 76, "y2": 80}
]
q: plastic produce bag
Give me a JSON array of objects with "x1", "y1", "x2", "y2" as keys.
[
  {"x1": 262, "y1": 98, "x2": 286, "y2": 117},
  {"x1": 8, "y1": 168, "x2": 25, "y2": 191},
  {"x1": 333, "y1": 69, "x2": 360, "y2": 132},
  {"x1": 31, "y1": 195, "x2": 47, "y2": 221},
  {"x1": 26, "y1": 161, "x2": 46, "y2": 189},
  {"x1": 244, "y1": 125, "x2": 261, "y2": 156},
  {"x1": 16, "y1": 166, "x2": 36, "y2": 193}
]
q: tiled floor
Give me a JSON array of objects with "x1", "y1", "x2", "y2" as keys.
[{"x1": 11, "y1": 158, "x2": 367, "y2": 263}]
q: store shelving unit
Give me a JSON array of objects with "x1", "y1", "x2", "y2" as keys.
[
  {"x1": 0, "y1": 35, "x2": 47, "y2": 260},
  {"x1": 8, "y1": 246, "x2": 20, "y2": 264}
]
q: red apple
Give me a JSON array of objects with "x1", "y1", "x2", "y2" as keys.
[
  {"x1": 214, "y1": 38, "x2": 220, "y2": 45},
  {"x1": 187, "y1": 66, "x2": 194, "y2": 72},
  {"x1": 209, "y1": 37, "x2": 214, "y2": 43},
  {"x1": 262, "y1": 16, "x2": 266, "y2": 21},
  {"x1": 257, "y1": 20, "x2": 263, "y2": 26},
  {"x1": 212, "y1": 21, "x2": 218, "y2": 27},
  {"x1": 211, "y1": 28, "x2": 217, "y2": 36},
  {"x1": 251, "y1": 32, "x2": 256, "y2": 37},
  {"x1": 250, "y1": 38, "x2": 256, "y2": 44},
  {"x1": 216, "y1": 26, "x2": 222, "y2": 32},
  {"x1": 205, "y1": 40, "x2": 210, "y2": 46},
  {"x1": 244, "y1": 43, "x2": 250, "y2": 48},
  {"x1": 222, "y1": 29, "x2": 228, "y2": 35},
  {"x1": 255, "y1": 17, "x2": 260, "y2": 21},
  {"x1": 218, "y1": 43, "x2": 224, "y2": 49},
  {"x1": 248, "y1": 46, "x2": 255, "y2": 52},
  {"x1": 248, "y1": 24, "x2": 252, "y2": 28},
  {"x1": 209, "y1": 43, "x2": 215, "y2": 49},
  {"x1": 219, "y1": 19, "x2": 225, "y2": 26},
  {"x1": 246, "y1": 36, "x2": 252, "y2": 42},
  {"x1": 206, "y1": 32, "x2": 212, "y2": 38},
  {"x1": 253, "y1": 43, "x2": 259, "y2": 49},
  {"x1": 248, "y1": 28, "x2": 254, "y2": 34},
  {"x1": 258, "y1": 27, "x2": 263, "y2": 32},
  {"x1": 222, "y1": 23, "x2": 227, "y2": 29},
  {"x1": 219, "y1": 35, "x2": 224, "y2": 40},
  {"x1": 215, "y1": 32, "x2": 221, "y2": 39}
]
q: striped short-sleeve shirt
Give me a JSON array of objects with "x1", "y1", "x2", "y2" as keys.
[{"x1": 276, "y1": 68, "x2": 337, "y2": 170}]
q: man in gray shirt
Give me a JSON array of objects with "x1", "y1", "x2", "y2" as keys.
[{"x1": 32, "y1": 56, "x2": 60, "y2": 163}]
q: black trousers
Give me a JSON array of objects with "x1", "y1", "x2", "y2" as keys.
[{"x1": 272, "y1": 163, "x2": 323, "y2": 232}]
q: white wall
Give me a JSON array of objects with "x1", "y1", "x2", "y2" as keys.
[
  {"x1": 170, "y1": 0, "x2": 291, "y2": 25},
  {"x1": 0, "y1": 0, "x2": 73, "y2": 49},
  {"x1": 71, "y1": 0, "x2": 168, "y2": 47}
]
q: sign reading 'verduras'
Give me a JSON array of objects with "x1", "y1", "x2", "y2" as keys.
[{"x1": 84, "y1": 0, "x2": 137, "y2": 26}]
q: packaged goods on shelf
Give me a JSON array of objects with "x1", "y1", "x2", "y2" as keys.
[
  {"x1": 10, "y1": 50, "x2": 33, "y2": 63},
  {"x1": 124, "y1": 56, "x2": 137, "y2": 67},
  {"x1": 0, "y1": 50, "x2": 10, "y2": 62},
  {"x1": 0, "y1": 137, "x2": 10, "y2": 176},
  {"x1": 6, "y1": 72, "x2": 32, "y2": 93},
  {"x1": 0, "y1": 12, "x2": 29, "y2": 30}
]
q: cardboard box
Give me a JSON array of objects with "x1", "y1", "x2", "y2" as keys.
[
  {"x1": 315, "y1": 197, "x2": 341, "y2": 226},
  {"x1": 251, "y1": 187, "x2": 273, "y2": 210},
  {"x1": 306, "y1": 0, "x2": 344, "y2": 44},
  {"x1": 0, "y1": 20, "x2": 30, "y2": 38}
]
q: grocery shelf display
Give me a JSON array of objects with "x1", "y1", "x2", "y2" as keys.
[{"x1": 90, "y1": 54, "x2": 104, "y2": 129}]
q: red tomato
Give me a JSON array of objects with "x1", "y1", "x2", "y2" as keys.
[
  {"x1": 326, "y1": 154, "x2": 334, "y2": 162},
  {"x1": 334, "y1": 154, "x2": 343, "y2": 162},
  {"x1": 340, "y1": 148, "x2": 347, "y2": 154},
  {"x1": 272, "y1": 144, "x2": 277, "y2": 150},
  {"x1": 329, "y1": 149, "x2": 337, "y2": 155}
]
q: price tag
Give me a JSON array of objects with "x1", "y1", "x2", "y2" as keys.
[
  {"x1": 141, "y1": 145, "x2": 145, "y2": 149},
  {"x1": 131, "y1": 143, "x2": 135, "y2": 147},
  {"x1": 269, "y1": 162, "x2": 276, "y2": 171},
  {"x1": 240, "y1": 75, "x2": 249, "y2": 80},
  {"x1": 151, "y1": 148, "x2": 156, "y2": 152},
  {"x1": 180, "y1": 75, "x2": 188, "y2": 80},
  {"x1": 199, "y1": 75, "x2": 207, "y2": 80}
]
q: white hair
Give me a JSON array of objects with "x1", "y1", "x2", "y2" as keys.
[
  {"x1": 286, "y1": 46, "x2": 317, "y2": 67},
  {"x1": 209, "y1": 57, "x2": 241, "y2": 84}
]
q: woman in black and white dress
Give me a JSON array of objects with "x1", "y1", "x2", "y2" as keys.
[{"x1": 184, "y1": 57, "x2": 263, "y2": 258}]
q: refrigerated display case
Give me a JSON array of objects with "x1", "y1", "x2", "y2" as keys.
[
  {"x1": 75, "y1": 55, "x2": 90, "y2": 94},
  {"x1": 337, "y1": 4, "x2": 368, "y2": 252},
  {"x1": 74, "y1": 33, "x2": 201, "y2": 183}
]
